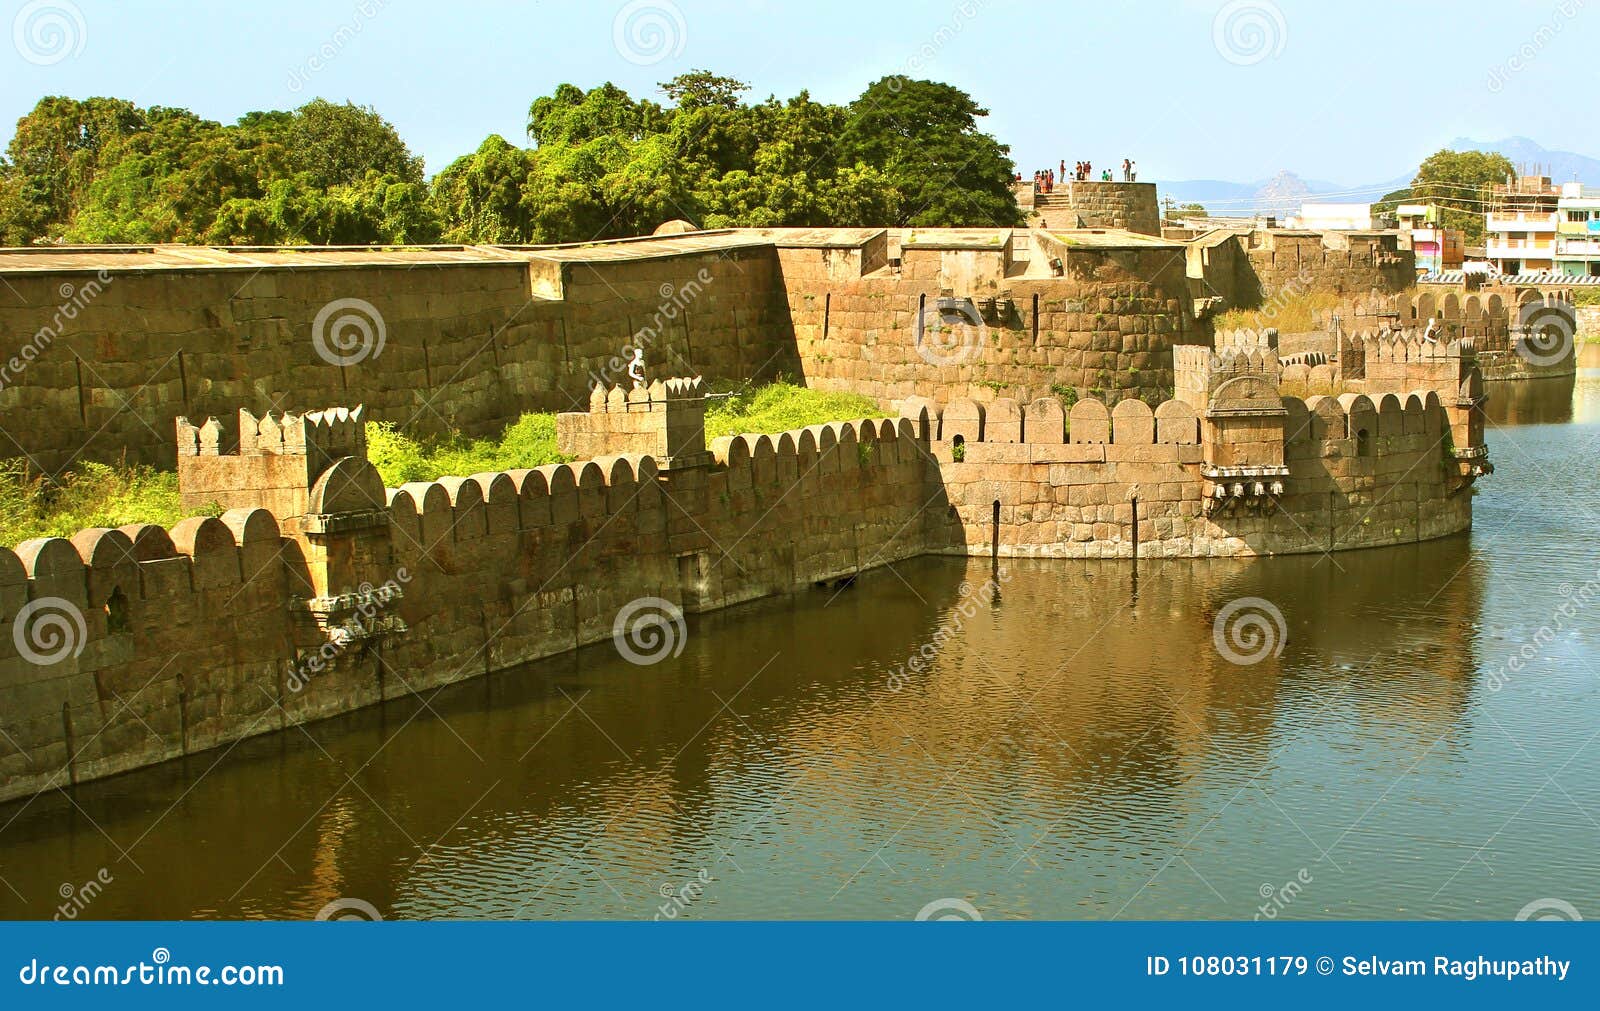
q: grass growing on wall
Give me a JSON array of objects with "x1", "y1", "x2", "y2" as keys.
[
  {"x1": 1215, "y1": 291, "x2": 1346, "y2": 334},
  {"x1": 0, "y1": 458, "x2": 197, "y2": 547},
  {"x1": 366, "y1": 413, "x2": 566, "y2": 486},
  {"x1": 0, "y1": 382, "x2": 890, "y2": 545},
  {"x1": 704, "y1": 380, "x2": 886, "y2": 439}
]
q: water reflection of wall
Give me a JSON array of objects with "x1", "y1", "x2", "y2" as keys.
[
  {"x1": 0, "y1": 543, "x2": 1486, "y2": 920},
  {"x1": 1483, "y1": 376, "x2": 1576, "y2": 426}
]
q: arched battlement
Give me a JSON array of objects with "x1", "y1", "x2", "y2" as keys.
[
  {"x1": 1305, "y1": 395, "x2": 1348, "y2": 441},
  {"x1": 1111, "y1": 399, "x2": 1154, "y2": 444},
  {"x1": 985, "y1": 398, "x2": 1022, "y2": 443},
  {"x1": 1025, "y1": 398, "x2": 1065, "y2": 444},
  {"x1": 117, "y1": 523, "x2": 178, "y2": 561},
  {"x1": 940, "y1": 399, "x2": 985, "y2": 444},
  {"x1": 1068, "y1": 398, "x2": 1110, "y2": 444},
  {"x1": 1153, "y1": 399, "x2": 1200, "y2": 444}
]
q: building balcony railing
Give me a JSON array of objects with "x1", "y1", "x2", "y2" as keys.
[
  {"x1": 1557, "y1": 239, "x2": 1600, "y2": 257},
  {"x1": 1486, "y1": 215, "x2": 1558, "y2": 231},
  {"x1": 1487, "y1": 240, "x2": 1554, "y2": 255}
]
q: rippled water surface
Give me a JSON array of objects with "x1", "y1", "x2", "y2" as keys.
[{"x1": 2, "y1": 374, "x2": 1598, "y2": 920}]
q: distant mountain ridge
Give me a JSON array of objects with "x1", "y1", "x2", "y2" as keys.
[
  {"x1": 1152, "y1": 137, "x2": 1598, "y2": 217},
  {"x1": 1447, "y1": 136, "x2": 1600, "y2": 186}
]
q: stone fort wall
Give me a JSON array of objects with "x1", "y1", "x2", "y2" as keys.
[
  {"x1": 1033, "y1": 182, "x2": 1161, "y2": 235},
  {"x1": 917, "y1": 387, "x2": 1472, "y2": 559},
  {"x1": 0, "y1": 245, "x2": 797, "y2": 472},
  {"x1": 0, "y1": 324, "x2": 1490, "y2": 802},
  {"x1": 0, "y1": 413, "x2": 929, "y2": 803},
  {"x1": 776, "y1": 239, "x2": 1203, "y2": 412}
]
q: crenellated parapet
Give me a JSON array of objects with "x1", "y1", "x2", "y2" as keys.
[
  {"x1": 175, "y1": 406, "x2": 374, "y2": 525},
  {"x1": 1175, "y1": 327, "x2": 1284, "y2": 413},
  {"x1": 557, "y1": 376, "x2": 709, "y2": 467}
]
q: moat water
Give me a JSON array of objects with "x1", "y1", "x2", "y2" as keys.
[{"x1": 2, "y1": 374, "x2": 1598, "y2": 921}]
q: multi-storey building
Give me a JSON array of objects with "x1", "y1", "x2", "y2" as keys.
[
  {"x1": 1555, "y1": 181, "x2": 1600, "y2": 277},
  {"x1": 1395, "y1": 203, "x2": 1463, "y2": 275},
  {"x1": 1485, "y1": 175, "x2": 1560, "y2": 275}
]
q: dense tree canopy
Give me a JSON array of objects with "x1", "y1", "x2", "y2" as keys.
[
  {"x1": 1377, "y1": 148, "x2": 1514, "y2": 245},
  {"x1": 0, "y1": 72, "x2": 1020, "y2": 247}
]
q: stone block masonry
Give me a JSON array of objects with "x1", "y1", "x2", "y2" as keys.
[
  {"x1": 0, "y1": 239, "x2": 799, "y2": 473},
  {"x1": 0, "y1": 385, "x2": 930, "y2": 803},
  {"x1": 0, "y1": 335, "x2": 1491, "y2": 803}
]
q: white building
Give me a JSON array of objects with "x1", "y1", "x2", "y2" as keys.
[
  {"x1": 1290, "y1": 203, "x2": 1375, "y2": 231},
  {"x1": 1555, "y1": 181, "x2": 1600, "y2": 277},
  {"x1": 1485, "y1": 176, "x2": 1559, "y2": 275}
]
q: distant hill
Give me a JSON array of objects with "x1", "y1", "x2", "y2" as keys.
[
  {"x1": 1447, "y1": 136, "x2": 1600, "y2": 186},
  {"x1": 1151, "y1": 170, "x2": 1406, "y2": 217}
]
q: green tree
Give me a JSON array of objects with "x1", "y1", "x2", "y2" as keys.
[
  {"x1": 430, "y1": 135, "x2": 539, "y2": 243},
  {"x1": 1377, "y1": 149, "x2": 1514, "y2": 245},
  {"x1": 288, "y1": 98, "x2": 423, "y2": 189},
  {"x1": 841, "y1": 77, "x2": 1019, "y2": 227}
]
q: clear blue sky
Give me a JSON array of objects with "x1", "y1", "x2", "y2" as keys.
[{"x1": 1, "y1": 0, "x2": 1591, "y2": 187}]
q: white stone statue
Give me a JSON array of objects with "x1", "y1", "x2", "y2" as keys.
[{"x1": 627, "y1": 348, "x2": 645, "y2": 389}]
